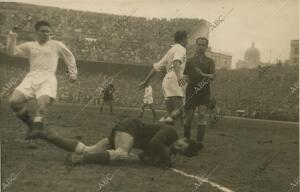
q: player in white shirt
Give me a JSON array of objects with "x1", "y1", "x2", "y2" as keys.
[
  {"x1": 7, "y1": 20, "x2": 78, "y2": 140},
  {"x1": 139, "y1": 30, "x2": 188, "y2": 124},
  {"x1": 139, "y1": 83, "x2": 157, "y2": 120}
]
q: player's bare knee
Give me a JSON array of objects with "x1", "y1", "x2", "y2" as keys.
[
  {"x1": 75, "y1": 142, "x2": 87, "y2": 154},
  {"x1": 9, "y1": 96, "x2": 22, "y2": 111},
  {"x1": 37, "y1": 96, "x2": 52, "y2": 107},
  {"x1": 44, "y1": 129, "x2": 57, "y2": 141}
]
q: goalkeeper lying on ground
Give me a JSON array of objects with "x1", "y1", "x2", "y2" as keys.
[{"x1": 34, "y1": 118, "x2": 200, "y2": 167}]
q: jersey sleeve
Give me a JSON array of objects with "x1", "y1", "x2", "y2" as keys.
[
  {"x1": 153, "y1": 54, "x2": 168, "y2": 72},
  {"x1": 7, "y1": 35, "x2": 30, "y2": 58},
  {"x1": 56, "y1": 41, "x2": 78, "y2": 80},
  {"x1": 172, "y1": 47, "x2": 186, "y2": 64},
  {"x1": 183, "y1": 58, "x2": 191, "y2": 75}
]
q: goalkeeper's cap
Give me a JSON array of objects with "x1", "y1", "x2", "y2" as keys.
[{"x1": 182, "y1": 139, "x2": 200, "y2": 157}]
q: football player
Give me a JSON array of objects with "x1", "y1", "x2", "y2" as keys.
[
  {"x1": 34, "y1": 118, "x2": 199, "y2": 168},
  {"x1": 100, "y1": 81, "x2": 115, "y2": 115},
  {"x1": 7, "y1": 20, "x2": 77, "y2": 141},
  {"x1": 139, "y1": 82, "x2": 158, "y2": 120},
  {"x1": 183, "y1": 37, "x2": 215, "y2": 146},
  {"x1": 139, "y1": 31, "x2": 188, "y2": 124}
]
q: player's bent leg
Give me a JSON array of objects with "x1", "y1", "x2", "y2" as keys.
[
  {"x1": 36, "y1": 95, "x2": 53, "y2": 121},
  {"x1": 65, "y1": 138, "x2": 111, "y2": 166},
  {"x1": 29, "y1": 95, "x2": 53, "y2": 139},
  {"x1": 149, "y1": 104, "x2": 158, "y2": 120},
  {"x1": 184, "y1": 108, "x2": 195, "y2": 139},
  {"x1": 112, "y1": 131, "x2": 134, "y2": 155},
  {"x1": 83, "y1": 138, "x2": 110, "y2": 154},
  {"x1": 169, "y1": 96, "x2": 183, "y2": 120},
  {"x1": 9, "y1": 90, "x2": 33, "y2": 133},
  {"x1": 80, "y1": 131, "x2": 134, "y2": 165},
  {"x1": 100, "y1": 101, "x2": 104, "y2": 112},
  {"x1": 159, "y1": 97, "x2": 175, "y2": 123},
  {"x1": 197, "y1": 105, "x2": 208, "y2": 144},
  {"x1": 164, "y1": 98, "x2": 173, "y2": 116},
  {"x1": 139, "y1": 103, "x2": 146, "y2": 118},
  {"x1": 108, "y1": 101, "x2": 113, "y2": 115},
  {"x1": 40, "y1": 128, "x2": 80, "y2": 152}
]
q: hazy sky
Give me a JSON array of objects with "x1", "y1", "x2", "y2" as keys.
[{"x1": 4, "y1": 0, "x2": 299, "y2": 67}]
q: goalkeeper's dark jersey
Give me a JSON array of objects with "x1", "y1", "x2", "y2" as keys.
[{"x1": 109, "y1": 118, "x2": 178, "y2": 166}]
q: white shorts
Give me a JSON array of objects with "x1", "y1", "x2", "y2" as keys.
[
  {"x1": 15, "y1": 71, "x2": 57, "y2": 99},
  {"x1": 143, "y1": 97, "x2": 153, "y2": 104},
  {"x1": 162, "y1": 73, "x2": 184, "y2": 99}
]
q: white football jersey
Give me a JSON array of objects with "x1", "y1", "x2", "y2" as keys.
[{"x1": 7, "y1": 36, "x2": 77, "y2": 79}]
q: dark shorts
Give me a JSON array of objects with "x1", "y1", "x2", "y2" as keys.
[
  {"x1": 108, "y1": 119, "x2": 138, "y2": 149},
  {"x1": 103, "y1": 94, "x2": 113, "y2": 101},
  {"x1": 185, "y1": 84, "x2": 210, "y2": 110}
]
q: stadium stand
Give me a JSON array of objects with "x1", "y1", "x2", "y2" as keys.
[{"x1": 0, "y1": 2, "x2": 298, "y2": 121}]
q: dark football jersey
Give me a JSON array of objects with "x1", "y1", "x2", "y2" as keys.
[{"x1": 110, "y1": 118, "x2": 178, "y2": 166}]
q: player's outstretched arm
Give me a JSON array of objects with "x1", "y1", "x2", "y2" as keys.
[
  {"x1": 195, "y1": 67, "x2": 215, "y2": 80},
  {"x1": 57, "y1": 42, "x2": 78, "y2": 82},
  {"x1": 139, "y1": 69, "x2": 156, "y2": 89},
  {"x1": 6, "y1": 30, "x2": 29, "y2": 58},
  {"x1": 139, "y1": 54, "x2": 168, "y2": 89}
]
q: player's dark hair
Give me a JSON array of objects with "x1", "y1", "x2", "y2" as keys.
[
  {"x1": 35, "y1": 20, "x2": 50, "y2": 31},
  {"x1": 182, "y1": 139, "x2": 199, "y2": 157},
  {"x1": 174, "y1": 30, "x2": 188, "y2": 43},
  {"x1": 196, "y1": 37, "x2": 209, "y2": 46}
]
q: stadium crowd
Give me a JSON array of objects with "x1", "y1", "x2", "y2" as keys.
[
  {"x1": 1, "y1": 62, "x2": 298, "y2": 121},
  {"x1": 0, "y1": 3, "x2": 298, "y2": 121},
  {"x1": 0, "y1": 2, "x2": 201, "y2": 64}
]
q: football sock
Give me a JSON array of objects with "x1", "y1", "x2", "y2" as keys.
[
  {"x1": 184, "y1": 125, "x2": 191, "y2": 139},
  {"x1": 82, "y1": 151, "x2": 110, "y2": 164},
  {"x1": 45, "y1": 130, "x2": 79, "y2": 152},
  {"x1": 32, "y1": 116, "x2": 43, "y2": 129},
  {"x1": 16, "y1": 107, "x2": 33, "y2": 128},
  {"x1": 197, "y1": 124, "x2": 207, "y2": 143},
  {"x1": 151, "y1": 109, "x2": 157, "y2": 119}
]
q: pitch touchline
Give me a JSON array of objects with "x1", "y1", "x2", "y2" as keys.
[{"x1": 172, "y1": 168, "x2": 235, "y2": 192}]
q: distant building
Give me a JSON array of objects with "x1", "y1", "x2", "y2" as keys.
[
  {"x1": 206, "y1": 49, "x2": 232, "y2": 69},
  {"x1": 244, "y1": 42, "x2": 260, "y2": 64},
  {"x1": 236, "y1": 42, "x2": 261, "y2": 69},
  {"x1": 290, "y1": 40, "x2": 299, "y2": 65},
  {"x1": 187, "y1": 46, "x2": 232, "y2": 69}
]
